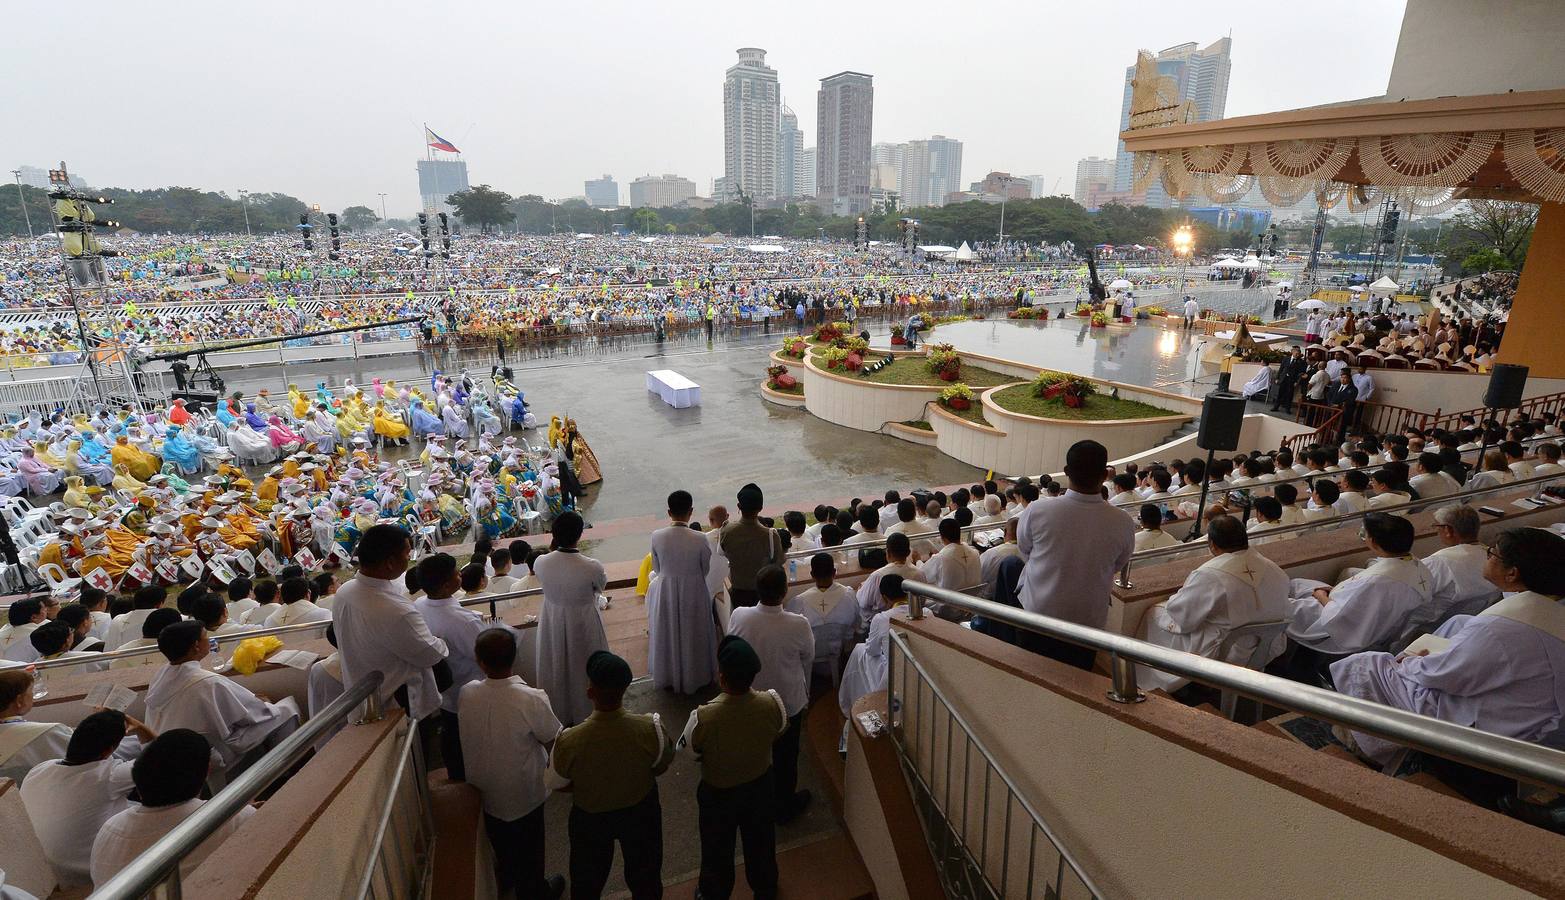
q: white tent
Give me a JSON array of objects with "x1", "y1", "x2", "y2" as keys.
[
  {"x1": 917, "y1": 245, "x2": 958, "y2": 257},
  {"x1": 1211, "y1": 257, "x2": 1245, "y2": 269},
  {"x1": 1366, "y1": 276, "x2": 1400, "y2": 294},
  {"x1": 574, "y1": 233, "x2": 594, "y2": 239},
  {"x1": 746, "y1": 244, "x2": 788, "y2": 254},
  {"x1": 1239, "y1": 256, "x2": 1263, "y2": 270},
  {"x1": 954, "y1": 241, "x2": 974, "y2": 261}
]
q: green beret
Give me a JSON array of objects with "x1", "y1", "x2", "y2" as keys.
[
  {"x1": 585, "y1": 650, "x2": 632, "y2": 691},
  {"x1": 717, "y1": 635, "x2": 761, "y2": 678}
]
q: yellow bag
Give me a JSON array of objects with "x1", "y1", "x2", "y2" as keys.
[
  {"x1": 635, "y1": 553, "x2": 654, "y2": 597},
  {"x1": 229, "y1": 636, "x2": 285, "y2": 675}
]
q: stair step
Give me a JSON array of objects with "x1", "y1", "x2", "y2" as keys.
[
  {"x1": 1318, "y1": 745, "x2": 1371, "y2": 768},
  {"x1": 1401, "y1": 770, "x2": 1467, "y2": 800},
  {"x1": 660, "y1": 834, "x2": 876, "y2": 900}
]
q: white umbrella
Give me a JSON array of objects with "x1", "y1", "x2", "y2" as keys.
[
  {"x1": 1275, "y1": 280, "x2": 1293, "y2": 289},
  {"x1": 1295, "y1": 299, "x2": 1327, "y2": 310},
  {"x1": 1108, "y1": 278, "x2": 1133, "y2": 290}
]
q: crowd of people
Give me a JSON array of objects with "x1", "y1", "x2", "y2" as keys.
[{"x1": 1298, "y1": 305, "x2": 1505, "y2": 371}]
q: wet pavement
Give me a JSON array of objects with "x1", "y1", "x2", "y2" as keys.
[{"x1": 218, "y1": 315, "x2": 1230, "y2": 560}]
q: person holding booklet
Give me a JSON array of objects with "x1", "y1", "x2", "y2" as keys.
[{"x1": 1330, "y1": 527, "x2": 1565, "y2": 766}]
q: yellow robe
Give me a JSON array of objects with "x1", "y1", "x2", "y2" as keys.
[
  {"x1": 111, "y1": 442, "x2": 160, "y2": 481},
  {"x1": 373, "y1": 407, "x2": 409, "y2": 439},
  {"x1": 290, "y1": 388, "x2": 311, "y2": 418}
]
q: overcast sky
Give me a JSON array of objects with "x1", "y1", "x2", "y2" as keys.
[{"x1": 5, "y1": 1, "x2": 1406, "y2": 215}]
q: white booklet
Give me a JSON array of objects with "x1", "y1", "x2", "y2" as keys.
[
  {"x1": 85, "y1": 682, "x2": 138, "y2": 712},
  {"x1": 1399, "y1": 633, "x2": 1452, "y2": 657},
  {"x1": 268, "y1": 649, "x2": 319, "y2": 670}
]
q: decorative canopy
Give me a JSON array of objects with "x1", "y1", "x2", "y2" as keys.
[{"x1": 1120, "y1": 83, "x2": 1565, "y2": 207}]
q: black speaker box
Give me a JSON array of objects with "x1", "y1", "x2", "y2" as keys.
[
  {"x1": 1484, "y1": 364, "x2": 1528, "y2": 411},
  {"x1": 1196, "y1": 392, "x2": 1247, "y2": 452},
  {"x1": 172, "y1": 390, "x2": 219, "y2": 415}
]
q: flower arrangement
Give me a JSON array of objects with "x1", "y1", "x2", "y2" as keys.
[
  {"x1": 766, "y1": 364, "x2": 798, "y2": 390},
  {"x1": 1033, "y1": 370, "x2": 1096, "y2": 408},
  {"x1": 1008, "y1": 306, "x2": 1046, "y2": 320},
  {"x1": 779, "y1": 336, "x2": 808, "y2": 359},
  {"x1": 1142, "y1": 306, "x2": 1167, "y2": 317},
  {"x1": 820, "y1": 346, "x2": 851, "y2": 370},
  {"x1": 925, "y1": 314, "x2": 972, "y2": 327},
  {"x1": 1073, "y1": 302, "x2": 1095, "y2": 317},
  {"x1": 924, "y1": 343, "x2": 961, "y2": 381},
  {"x1": 814, "y1": 322, "x2": 845, "y2": 343},
  {"x1": 939, "y1": 383, "x2": 975, "y2": 410},
  {"x1": 834, "y1": 335, "x2": 870, "y2": 354},
  {"x1": 1090, "y1": 312, "x2": 1109, "y2": 328}
]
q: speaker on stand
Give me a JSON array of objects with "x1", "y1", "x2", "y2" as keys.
[{"x1": 1188, "y1": 391, "x2": 1248, "y2": 539}]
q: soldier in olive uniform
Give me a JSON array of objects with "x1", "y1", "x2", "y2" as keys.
[
  {"x1": 679, "y1": 635, "x2": 788, "y2": 900},
  {"x1": 548, "y1": 650, "x2": 674, "y2": 899}
]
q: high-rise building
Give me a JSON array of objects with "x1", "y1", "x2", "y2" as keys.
[
  {"x1": 971, "y1": 171, "x2": 1030, "y2": 201},
  {"x1": 416, "y1": 159, "x2": 470, "y2": 215},
  {"x1": 628, "y1": 174, "x2": 698, "y2": 209},
  {"x1": 901, "y1": 135, "x2": 963, "y2": 209},
  {"x1": 871, "y1": 143, "x2": 906, "y2": 193},
  {"x1": 1111, "y1": 38, "x2": 1232, "y2": 208},
  {"x1": 1025, "y1": 175, "x2": 1050, "y2": 199},
  {"x1": 724, "y1": 48, "x2": 780, "y2": 202},
  {"x1": 816, "y1": 71, "x2": 874, "y2": 216},
  {"x1": 799, "y1": 147, "x2": 817, "y2": 197},
  {"x1": 777, "y1": 105, "x2": 804, "y2": 199},
  {"x1": 1074, "y1": 157, "x2": 1114, "y2": 205},
  {"x1": 584, "y1": 175, "x2": 619, "y2": 208}
]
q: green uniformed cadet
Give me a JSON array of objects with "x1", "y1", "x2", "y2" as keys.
[
  {"x1": 547, "y1": 650, "x2": 673, "y2": 900},
  {"x1": 679, "y1": 635, "x2": 788, "y2": 900}
]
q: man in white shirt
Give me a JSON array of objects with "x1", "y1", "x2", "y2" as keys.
[
  {"x1": 90, "y1": 729, "x2": 257, "y2": 887},
  {"x1": 1501, "y1": 440, "x2": 1535, "y2": 480},
  {"x1": 918, "y1": 519, "x2": 982, "y2": 592},
  {"x1": 108, "y1": 608, "x2": 181, "y2": 671},
  {"x1": 21, "y1": 711, "x2": 155, "y2": 888},
  {"x1": 485, "y1": 546, "x2": 523, "y2": 608},
  {"x1": 787, "y1": 553, "x2": 859, "y2": 660},
  {"x1": 1533, "y1": 442, "x2": 1564, "y2": 480},
  {"x1": 802, "y1": 504, "x2": 831, "y2": 544},
  {"x1": 838, "y1": 506, "x2": 883, "y2": 561},
  {"x1": 415, "y1": 552, "x2": 494, "y2": 782},
  {"x1": 973, "y1": 494, "x2": 1007, "y2": 530},
  {"x1": 1184, "y1": 296, "x2": 1201, "y2": 329},
  {"x1": 103, "y1": 586, "x2": 168, "y2": 652},
  {"x1": 1363, "y1": 469, "x2": 1411, "y2": 511},
  {"x1": 239, "y1": 580, "x2": 282, "y2": 627},
  {"x1": 882, "y1": 498, "x2": 919, "y2": 540},
  {"x1": 877, "y1": 490, "x2": 903, "y2": 532},
  {"x1": 1140, "y1": 516, "x2": 1292, "y2": 692},
  {"x1": 0, "y1": 599, "x2": 46, "y2": 664},
  {"x1": 1285, "y1": 513, "x2": 1432, "y2": 677},
  {"x1": 727, "y1": 565, "x2": 815, "y2": 824},
  {"x1": 225, "y1": 577, "x2": 259, "y2": 625},
  {"x1": 856, "y1": 533, "x2": 925, "y2": 630},
  {"x1": 978, "y1": 518, "x2": 1025, "y2": 598},
  {"x1": 191, "y1": 594, "x2": 254, "y2": 641},
  {"x1": 333, "y1": 524, "x2": 450, "y2": 723},
  {"x1": 1408, "y1": 452, "x2": 1462, "y2": 505},
  {"x1": 1246, "y1": 497, "x2": 1287, "y2": 545},
  {"x1": 1402, "y1": 506, "x2": 1501, "y2": 636},
  {"x1": 1335, "y1": 470, "x2": 1370, "y2": 514},
  {"x1": 1016, "y1": 440, "x2": 1135, "y2": 669},
  {"x1": 265, "y1": 576, "x2": 333, "y2": 628},
  {"x1": 143, "y1": 621, "x2": 301, "y2": 784},
  {"x1": 460, "y1": 628, "x2": 564, "y2": 898},
  {"x1": 1351, "y1": 366, "x2": 1375, "y2": 405}
]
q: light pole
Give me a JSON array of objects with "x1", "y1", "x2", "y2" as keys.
[
  {"x1": 1171, "y1": 224, "x2": 1194, "y2": 296},
  {"x1": 378, "y1": 193, "x2": 388, "y2": 226},
  {"x1": 998, "y1": 194, "x2": 1007, "y2": 246},
  {"x1": 11, "y1": 170, "x2": 34, "y2": 239},
  {"x1": 237, "y1": 189, "x2": 252, "y2": 237}
]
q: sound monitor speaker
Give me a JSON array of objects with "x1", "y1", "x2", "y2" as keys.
[
  {"x1": 1196, "y1": 392, "x2": 1247, "y2": 452},
  {"x1": 1484, "y1": 364, "x2": 1528, "y2": 410}
]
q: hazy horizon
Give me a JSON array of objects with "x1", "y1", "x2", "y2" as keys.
[{"x1": 4, "y1": 1, "x2": 1405, "y2": 216}]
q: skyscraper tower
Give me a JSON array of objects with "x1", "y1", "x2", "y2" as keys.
[
  {"x1": 724, "y1": 48, "x2": 780, "y2": 203},
  {"x1": 1111, "y1": 37, "x2": 1232, "y2": 208},
  {"x1": 816, "y1": 71, "x2": 874, "y2": 215},
  {"x1": 777, "y1": 105, "x2": 804, "y2": 199}
]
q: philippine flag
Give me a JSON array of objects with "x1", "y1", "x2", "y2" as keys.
[{"x1": 425, "y1": 126, "x2": 461, "y2": 154}]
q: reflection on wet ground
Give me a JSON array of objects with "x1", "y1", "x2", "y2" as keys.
[{"x1": 929, "y1": 317, "x2": 1213, "y2": 394}]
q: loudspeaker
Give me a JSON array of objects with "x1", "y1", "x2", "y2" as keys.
[
  {"x1": 1484, "y1": 364, "x2": 1528, "y2": 410},
  {"x1": 1196, "y1": 392, "x2": 1247, "y2": 452},
  {"x1": 173, "y1": 390, "x2": 219, "y2": 414}
]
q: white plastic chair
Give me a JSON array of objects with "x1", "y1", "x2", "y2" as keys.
[
  {"x1": 37, "y1": 562, "x2": 82, "y2": 597},
  {"x1": 1215, "y1": 620, "x2": 1291, "y2": 723}
]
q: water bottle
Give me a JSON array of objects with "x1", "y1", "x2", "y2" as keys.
[{"x1": 788, "y1": 559, "x2": 798, "y2": 581}]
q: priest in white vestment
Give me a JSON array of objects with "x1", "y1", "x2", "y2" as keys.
[
  {"x1": 839, "y1": 575, "x2": 911, "y2": 717},
  {"x1": 855, "y1": 533, "x2": 925, "y2": 630},
  {"x1": 142, "y1": 621, "x2": 301, "y2": 782},
  {"x1": 1287, "y1": 513, "x2": 1432, "y2": 656},
  {"x1": 1140, "y1": 516, "x2": 1292, "y2": 691},
  {"x1": 1331, "y1": 528, "x2": 1565, "y2": 764},
  {"x1": 1401, "y1": 506, "x2": 1501, "y2": 638},
  {"x1": 0, "y1": 669, "x2": 73, "y2": 785},
  {"x1": 533, "y1": 512, "x2": 609, "y2": 725},
  {"x1": 917, "y1": 519, "x2": 982, "y2": 591},
  {"x1": 646, "y1": 491, "x2": 717, "y2": 694}
]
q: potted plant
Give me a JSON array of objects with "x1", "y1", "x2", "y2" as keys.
[
  {"x1": 834, "y1": 335, "x2": 870, "y2": 354},
  {"x1": 779, "y1": 336, "x2": 808, "y2": 359},
  {"x1": 925, "y1": 343, "x2": 961, "y2": 381},
  {"x1": 1033, "y1": 370, "x2": 1096, "y2": 409},
  {"x1": 1090, "y1": 312, "x2": 1109, "y2": 328},
  {"x1": 940, "y1": 383, "x2": 974, "y2": 411},
  {"x1": 820, "y1": 346, "x2": 851, "y2": 370},
  {"x1": 1073, "y1": 302, "x2": 1095, "y2": 317},
  {"x1": 814, "y1": 322, "x2": 845, "y2": 344},
  {"x1": 766, "y1": 364, "x2": 797, "y2": 390}
]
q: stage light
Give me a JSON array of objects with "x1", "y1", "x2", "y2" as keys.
[
  {"x1": 327, "y1": 212, "x2": 341, "y2": 260},
  {"x1": 437, "y1": 212, "x2": 451, "y2": 259},
  {"x1": 1171, "y1": 225, "x2": 1194, "y2": 257},
  {"x1": 298, "y1": 213, "x2": 313, "y2": 251}
]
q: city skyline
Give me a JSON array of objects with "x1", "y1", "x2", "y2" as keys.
[{"x1": 2, "y1": 1, "x2": 1406, "y2": 214}]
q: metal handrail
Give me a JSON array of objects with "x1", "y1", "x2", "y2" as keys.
[
  {"x1": 351, "y1": 709, "x2": 428, "y2": 900},
  {"x1": 86, "y1": 671, "x2": 387, "y2": 900},
  {"x1": 886, "y1": 628, "x2": 1103, "y2": 899},
  {"x1": 898, "y1": 582, "x2": 1565, "y2": 791},
  {"x1": 780, "y1": 520, "x2": 1007, "y2": 562},
  {"x1": 28, "y1": 585, "x2": 544, "y2": 672}
]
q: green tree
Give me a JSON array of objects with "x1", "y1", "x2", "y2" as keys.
[
  {"x1": 1459, "y1": 247, "x2": 1511, "y2": 275},
  {"x1": 1447, "y1": 200, "x2": 1536, "y2": 268},
  {"x1": 340, "y1": 205, "x2": 379, "y2": 231},
  {"x1": 445, "y1": 184, "x2": 515, "y2": 233},
  {"x1": 629, "y1": 208, "x2": 660, "y2": 234}
]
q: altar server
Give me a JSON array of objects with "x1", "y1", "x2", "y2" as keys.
[{"x1": 647, "y1": 490, "x2": 717, "y2": 694}]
